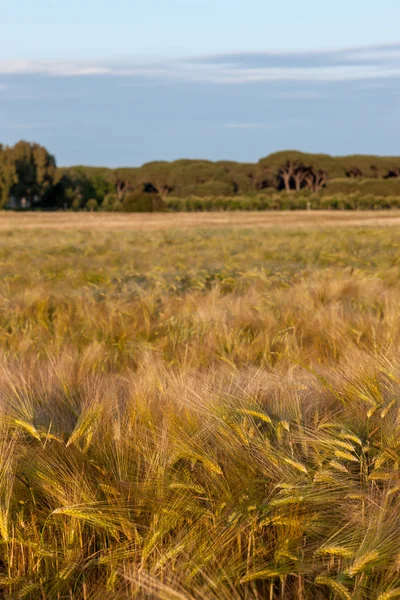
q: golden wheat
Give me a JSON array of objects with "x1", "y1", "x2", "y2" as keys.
[{"x1": 0, "y1": 217, "x2": 400, "y2": 598}]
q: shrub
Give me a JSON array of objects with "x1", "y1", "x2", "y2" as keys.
[
  {"x1": 179, "y1": 180, "x2": 234, "y2": 197},
  {"x1": 326, "y1": 178, "x2": 400, "y2": 197},
  {"x1": 122, "y1": 192, "x2": 165, "y2": 212},
  {"x1": 86, "y1": 198, "x2": 98, "y2": 212},
  {"x1": 101, "y1": 193, "x2": 122, "y2": 212},
  {"x1": 71, "y1": 197, "x2": 82, "y2": 211}
]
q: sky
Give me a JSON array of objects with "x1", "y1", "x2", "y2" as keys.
[{"x1": 1, "y1": 0, "x2": 400, "y2": 166}]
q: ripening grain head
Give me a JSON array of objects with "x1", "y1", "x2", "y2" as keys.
[{"x1": 1, "y1": 218, "x2": 400, "y2": 599}]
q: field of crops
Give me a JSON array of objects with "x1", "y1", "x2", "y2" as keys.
[{"x1": 2, "y1": 213, "x2": 400, "y2": 599}]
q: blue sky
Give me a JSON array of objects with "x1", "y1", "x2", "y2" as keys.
[
  {"x1": 1, "y1": 1, "x2": 400, "y2": 166},
  {"x1": 2, "y1": 0, "x2": 400, "y2": 59}
]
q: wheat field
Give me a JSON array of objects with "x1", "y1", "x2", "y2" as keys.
[
  {"x1": 2, "y1": 214, "x2": 400, "y2": 599},
  {"x1": 2, "y1": 210, "x2": 400, "y2": 231}
]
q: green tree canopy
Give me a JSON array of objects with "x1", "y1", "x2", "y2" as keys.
[{"x1": 0, "y1": 141, "x2": 58, "y2": 207}]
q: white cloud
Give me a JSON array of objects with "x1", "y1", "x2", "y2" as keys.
[
  {"x1": 0, "y1": 61, "x2": 111, "y2": 76},
  {"x1": 0, "y1": 44, "x2": 399, "y2": 84},
  {"x1": 171, "y1": 64, "x2": 400, "y2": 83},
  {"x1": 343, "y1": 47, "x2": 400, "y2": 62}
]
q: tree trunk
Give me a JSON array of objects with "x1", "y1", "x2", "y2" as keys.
[
  {"x1": 282, "y1": 172, "x2": 291, "y2": 191},
  {"x1": 293, "y1": 171, "x2": 305, "y2": 191},
  {"x1": 116, "y1": 180, "x2": 125, "y2": 200}
]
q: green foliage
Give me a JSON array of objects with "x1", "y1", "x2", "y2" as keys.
[
  {"x1": 165, "y1": 192, "x2": 400, "y2": 211},
  {"x1": 259, "y1": 149, "x2": 345, "y2": 178},
  {"x1": 57, "y1": 165, "x2": 114, "y2": 209},
  {"x1": 325, "y1": 177, "x2": 400, "y2": 197},
  {"x1": 0, "y1": 141, "x2": 57, "y2": 208},
  {"x1": 0, "y1": 144, "x2": 18, "y2": 206},
  {"x1": 102, "y1": 193, "x2": 122, "y2": 212},
  {"x1": 180, "y1": 180, "x2": 235, "y2": 197},
  {"x1": 86, "y1": 198, "x2": 98, "y2": 211},
  {"x1": 122, "y1": 191, "x2": 165, "y2": 212},
  {"x1": 232, "y1": 172, "x2": 256, "y2": 193},
  {"x1": 2, "y1": 141, "x2": 400, "y2": 211}
]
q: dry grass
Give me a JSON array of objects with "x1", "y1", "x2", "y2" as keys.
[
  {"x1": 2, "y1": 210, "x2": 400, "y2": 231},
  {"x1": 1, "y1": 216, "x2": 400, "y2": 598}
]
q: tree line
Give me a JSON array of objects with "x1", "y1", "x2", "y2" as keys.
[{"x1": 1, "y1": 141, "x2": 400, "y2": 211}]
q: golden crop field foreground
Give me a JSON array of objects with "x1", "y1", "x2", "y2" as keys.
[{"x1": 1, "y1": 218, "x2": 400, "y2": 599}]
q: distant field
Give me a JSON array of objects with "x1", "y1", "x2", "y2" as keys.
[
  {"x1": 2, "y1": 216, "x2": 400, "y2": 599},
  {"x1": 2, "y1": 209, "x2": 400, "y2": 230}
]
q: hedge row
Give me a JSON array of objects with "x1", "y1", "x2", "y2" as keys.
[{"x1": 165, "y1": 193, "x2": 400, "y2": 211}]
